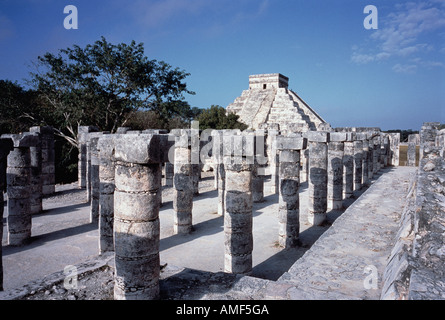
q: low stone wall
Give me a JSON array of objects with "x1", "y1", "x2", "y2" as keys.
[{"x1": 381, "y1": 122, "x2": 445, "y2": 300}]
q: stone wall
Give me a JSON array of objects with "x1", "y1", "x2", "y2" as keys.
[{"x1": 381, "y1": 122, "x2": 445, "y2": 300}]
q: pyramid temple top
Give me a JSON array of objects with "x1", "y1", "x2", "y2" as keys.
[{"x1": 248, "y1": 73, "x2": 289, "y2": 90}]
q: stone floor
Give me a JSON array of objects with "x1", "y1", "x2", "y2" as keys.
[{"x1": 0, "y1": 167, "x2": 416, "y2": 300}]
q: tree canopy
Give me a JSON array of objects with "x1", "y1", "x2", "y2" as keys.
[
  {"x1": 29, "y1": 36, "x2": 195, "y2": 146},
  {"x1": 196, "y1": 105, "x2": 248, "y2": 131},
  {"x1": 0, "y1": 80, "x2": 38, "y2": 135}
]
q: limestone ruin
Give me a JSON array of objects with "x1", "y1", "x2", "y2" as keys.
[
  {"x1": 0, "y1": 75, "x2": 444, "y2": 301},
  {"x1": 226, "y1": 74, "x2": 328, "y2": 132}
]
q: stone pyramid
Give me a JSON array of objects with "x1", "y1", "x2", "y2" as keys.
[{"x1": 226, "y1": 74, "x2": 328, "y2": 132}]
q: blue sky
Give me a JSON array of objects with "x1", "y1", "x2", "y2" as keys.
[{"x1": 0, "y1": 0, "x2": 444, "y2": 130}]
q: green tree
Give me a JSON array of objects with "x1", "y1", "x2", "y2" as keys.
[
  {"x1": 196, "y1": 105, "x2": 247, "y2": 130},
  {"x1": 29, "y1": 36, "x2": 194, "y2": 147},
  {"x1": 152, "y1": 100, "x2": 202, "y2": 128}
]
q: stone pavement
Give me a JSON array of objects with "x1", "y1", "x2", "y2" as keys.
[{"x1": 1, "y1": 167, "x2": 416, "y2": 299}]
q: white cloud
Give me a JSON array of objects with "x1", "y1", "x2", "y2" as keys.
[
  {"x1": 351, "y1": 1, "x2": 445, "y2": 73},
  {"x1": 372, "y1": 2, "x2": 445, "y2": 55},
  {"x1": 351, "y1": 52, "x2": 375, "y2": 64},
  {"x1": 392, "y1": 63, "x2": 418, "y2": 74}
]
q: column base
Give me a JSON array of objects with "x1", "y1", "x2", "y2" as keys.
[{"x1": 308, "y1": 212, "x2": 326, "y2": 226}]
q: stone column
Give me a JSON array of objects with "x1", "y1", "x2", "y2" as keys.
[
  {"x1": 373, "y1": 135, "x2": 381, "y2": 173},
  {"x1": 163, "y1": 162, "x2": 174, "y2": 187},
  {"x1": 327, "y1": 133, "x2": 346, "y2": 210},
  {"x1": 382, "y1": 135, "x2": 390, "y2": 167},
  {"x1": 302, "y1": 149, "x2": 309, "y2": 183},
  {"x1": 113, "y1": 134, "x2": 166, "y2": 300},
  {"x1": 98, "y1": 135, "x2": 115, "y2": 254},
  {"x1": 343, "y1": 133, "x2": 355, "y2": 199},
  {"x1": 4, "y1": 133, "x2": 39, "y2": 246},
  {"x1": 276, "y1": 135, "x2": 306, "y2": 248},
  {"x1": 191, "y1": 127, "x2": 200, "y2": 196},
  {"x1": 307, "y1": 131, "x2": 330, "y2": 226},
  {"x1": 27, "y1": 132, "x2": 42, "y2": 214},
  {"x1": 172, "y1": 129, "x2": 193, "y2": 234},
  {"x1": 361, "y1": 135, "x2": 370, "y2": 186},
  {"x1": 420, "y1": 122, "x2": 440, "y2": 160},
  {"x1": 252, "y1": 129, "x2": 266, "y2": 203},
  {"x1": 407, "y1": 134, "x2": 419, "y2": 167},
  {"x1": 0, "y1": 138, "x2": 13, "y2": 291},
  {"x1": 224, "y1": 133, "x2": 254, "y2": 274},
  {"x1": 368, "y1": 136, "x2": 374, "y2": 180},
  {"x1": 388, "y1": 133, "x2": 400, "y2": 166},
  {"x1": 30, "y1": 126, "x2": 55, "y2": 195},
  {"x1": 266, "y1": 129, "x2": 279, "y2": 194},
  {"x1": 353, "y1": 138, "x2": 364, "y2": 191},
  {"x1": 89, "y1": 132, "x2": 106, "y2": 223},
  {"x1": 77, "y1": 126, "x2": 99, "y2": 189},
  {"x1": 212, "y1": 130, "x2": 225, "y2": 216}
]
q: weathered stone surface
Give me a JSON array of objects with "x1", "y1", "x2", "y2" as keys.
[
  {"x1": 114, "y1": 134, "x2": 171, "y2": 164},
  {"x1": 380, "y1": 123, "x2": 445, "y2": 300},
  {"x1": 353, "y1": 140, "x2": 363, "y2": 191},
  {"x1": 4, "y1": 133, "x2": 40, "y2": 246},
  {"x1": 172, "y1": 130, "x2": 194, "y2": 234},
  {"x1": 227, "y1": 74, "x2": 327, "y2": 132},
  {"x1": 308, "y1": 139, "x2": 328, "y2": 225},
  {"x1": 78, "y1": 126, "x2": 99, "y2": 189},
  {"x1": 29, "y1": 126, "x2": 55, "y2": 195},
  {"x1": 275, "y1": 136, "x2": 307, "y2": 150},
  {"x1": 278, "y1": 148, "x2": 300, "y2": 248},
  {"x1": 0, "y1": 138, "x2": 13, "y2": 291},
  {"x1": 279, "y1": 166, "x2": 414, "y2": 300},
  {"x1": 224, "y1": 155, "x2": 253, "y2": 274},
  {"x1": 343, "y1": 140, "x2": 354, "y2": 199},
  {"x1": 327, "y1": 140, "x2": 344, "y2": 210},
  {"x1": 113, "y1": 134, "x2": 162, "y2": 300},
  {"x1": 306, "y1": 131, "x2": 330, "y2": 143}
]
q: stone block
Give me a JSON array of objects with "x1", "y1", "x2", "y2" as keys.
[
  {"x1": 115, "y1": 163, "x2": 161, "y2": 193},
  {"x1": 224, "y1": 253, "x2": 252, "y2": 274},
  {"x1": 173, "y1": 190, "x2": 193, "y2": 212},
  {"x1": 225, "y1": 169, "x2": 252, "y2": 191},
  {"x1": 114, "y1": 134, "x2": 170, "y2": 164},
  {"x1": 275, "y1": 136, "x2": 307, "y2": 150},
  {"x1": 223, "y1": 212, "x2": 252, "y2": 232},
  {"x1": 224, "y1": 232, "x2": 253, "y2": 255},
  {"x1": 306, "y1": 131, "x2": 330, "y2": 143},
  {"x1": 114, "y1": 255, "x2": 160, "y2": 300},
  {"x1": 114, "y1": 219, "x2": 160, "y2": 258},
  {"x1": 225, "y1": 191, "x2": 253, "y2": 213},
  {"x1": 329, "y1": 132, "x2": 348, "y2": 142},
  {"x1": 114, "y1": 190, "x2": 160, "y2": 222}
]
